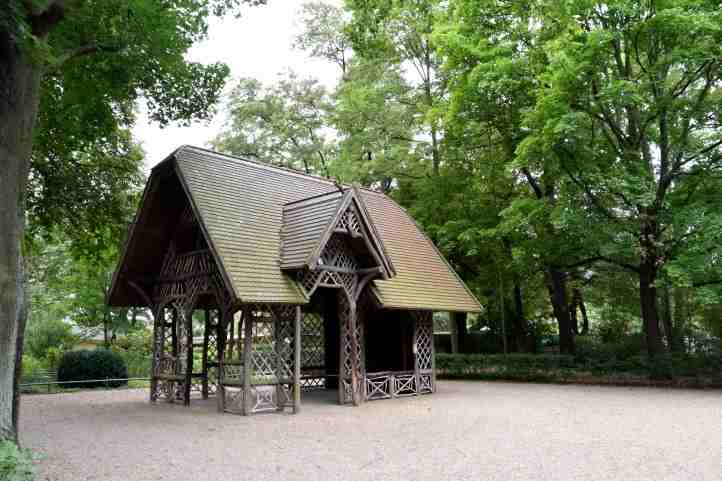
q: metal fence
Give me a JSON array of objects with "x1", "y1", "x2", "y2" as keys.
[{"x1": 19, "y1": 371, "x2": 150, "y2": 394}]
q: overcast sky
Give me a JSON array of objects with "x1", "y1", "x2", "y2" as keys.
[{"x1": 132, "y1": 0, "x2": 341, "y2": 171}]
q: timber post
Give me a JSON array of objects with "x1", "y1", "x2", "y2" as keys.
[
  {"x1": 348, "y1": 298, "x2": 360, "y2": 406},
  {"x1": 412, "y1": 314, "x2": 420, "y2": 396},
  {"x1": 202, "y1": 308, "x2": 210, "y2": 399},
  {"x1": 293, "y1": 306, "x2": 302, "y2": 414},
  {"x1": 242, "y1": 305, "x2": 253, "y2": 416},
  {"x1": 216, "y1": 308, "x2": 227, "y2": 413},
  {"x1": 183, "y1": 307, "x2": 193, "y2": 406}
]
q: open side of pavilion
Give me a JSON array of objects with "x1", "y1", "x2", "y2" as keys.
[{"x1": 107, "y1": 146, "x2": 481, "y2": 415}]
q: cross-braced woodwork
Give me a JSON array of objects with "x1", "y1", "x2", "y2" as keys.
[
  {"x1": 339, "y1": 293, "x2": 364, "y2": 404},
  {"x1": 144, "y1": 192, "x2": 440, "y2": 416},
  {"x1": 412, "y1": 311, "x2": 435, "y2": 394},
  {"x1": 336, "y1": 207, "x2": 362, "y2": 236},
  {"x1": 148, "y1": 209, "x2": 235, "y2": 407},
  {"x1": 300, "y1": 308, "x2": 326, "y2": 389},
  {"x1": 217, "y1": 303, "x2": 298, "y2": 414}
]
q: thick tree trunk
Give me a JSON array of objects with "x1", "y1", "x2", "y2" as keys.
[
  {"x1": 639, "y1": 261, "x2": 664, "y2": 356},
  {"x1": 0, "y1": 31, "x2": 43, "y2": 441},
  {"x1": 639, "y1": 212, "x2": 664, "y2": 357},
  {"x1": 640, "y1": 265, "x2": 663, "y2": 356},
  {"x1": 452, "y1": 312, "x2": 467, "y2": 353},
  {"x1": 11, "y1": 278, "x2": 27, "y2": 445},
  {"x1": 546, "y1": 268, "x2": 575, "y2": 354},
  {"x1": 511, "y1": 282, "x2": 531, "y2": 352}
]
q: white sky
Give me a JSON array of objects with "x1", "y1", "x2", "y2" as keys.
[{"x1": 132, "y1": 0, "x2": 342, "y2": 171}]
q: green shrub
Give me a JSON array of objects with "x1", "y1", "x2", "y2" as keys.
[
  {"x1": 20, "y1": 355, "x2": 46, "y2": 384},
  {"x1": 575, "y1": 335, "x2": 645, "y2": 364},
  {"x1": 24, "y1": 318, "x2": 76, "y2": 360},
  {"x1": 436, "y1": 351, "x2": 722, "y2": 385},
  {"x1": 113, "y1": 329, "x2": 153, "y2": 378},
  {"x1": 436, "y1": 353, "x2": 576, "y2": 381},
  {"x1": 57, "y1": 349, "x2": 128, "y2": 388},
  {"x1": 0, "y1": 441, "x2": 35, "y2": 481}
]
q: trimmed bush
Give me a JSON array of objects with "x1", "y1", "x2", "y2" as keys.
[
  {"x1": 436, "y1": 353, "x2": 576, "y2": 381},
  {"x1": 57, "y1": 349, "x2": 128, "y2": 388},
  {"x1": 436, "y1": 351, "x2": 722, "y2": 386},
  {"x1": 0, "y1": 441, "x2": 35, "y2": 481}
]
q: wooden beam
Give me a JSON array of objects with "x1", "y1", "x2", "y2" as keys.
[
  {"x1": 293, "y1": 306, "x2": 302, "y2": 414},
  {"x1": 242, "y1": 305, "x2": 253, "y2": 416},
  {"x1": 216, "y1": 308, "x2": 227, "y2": 413},
  {"x1": 183, "y1": 307, "x2": 193, "y2": 406},
  {"x1": 201, "y1": 309, "x2": 210, "y2": 399},
  {"x1": 319, "y1": 265, "x2": 382, "y2": 275},
  {"x1": 413, "y1": 314, "x2": 420, "y2": 396},
  {"x1": 348, "y1": 299, "x2": 361, "y2": 406}
]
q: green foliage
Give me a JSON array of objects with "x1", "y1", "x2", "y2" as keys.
[
  {"x1": 436, "y1": 353, "x2": 576, "y2": 381},
  {"x1": 23, "y1": 317, "x2": 76, "y2": 360},
  {"x1": 0, "y1": 441, "x2": 35, "y2": 481},
  {"x1": 212, "y1": 73, "x2": 334, "y2": 175},
  {"x1": 112, "y1": 329, "x2": 153, "y2": 378},
  {"x1": 437, "y1": 350, "x2": 722, "y2": 385},
  {"x1": 56, "y1": 349, "x2": 128, "y2": 388},
  {"x1": 574, "y1": 335, "x2": 645, "y2": 364},
  {"x1": 20, "y1": 355, "x2": 46, "y2": 384},
  {"x1": 331, "y1": 57, "x2": 420, "y2": 189},
  {"x1": 293, "y1": 1, "x2": 350, "y2": 73}
]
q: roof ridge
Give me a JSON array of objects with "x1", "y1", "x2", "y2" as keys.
[
  {"x1": 178, "y1": 145, "x2": 340, "y2": 186},
  {"x1": 176, "y1": 145, "x2": 387, "y2": 197},
  {"x1": 283, "y1": 189, "x2": 345, "y2": 208}
]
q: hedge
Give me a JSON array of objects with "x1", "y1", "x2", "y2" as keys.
[
  {"x1": 436, "y1": 352, "x2": 722, "y2": 385},
  {"x1": 436, "y1": 353, "x2": 577, "y2": 382},
  {"x1": 57, "y1": 349, "x2": 128, "y2": 388}
]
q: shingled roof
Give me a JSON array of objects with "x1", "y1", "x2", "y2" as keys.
[{"x1": 110, "y1": 146, "x2": 481, "y2": 312}]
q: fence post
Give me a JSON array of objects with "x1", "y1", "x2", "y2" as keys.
[{"x1": 105, "y1": 377, "x2": 109, "y2": 389}]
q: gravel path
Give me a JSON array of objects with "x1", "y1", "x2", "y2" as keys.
[{"x1": 21, "y1": 381, "x2": 722, "y2": 481}]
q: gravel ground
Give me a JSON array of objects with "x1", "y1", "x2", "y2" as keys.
[{"x1": 21, "y1": 381, "x2": 722, "y2": 481}]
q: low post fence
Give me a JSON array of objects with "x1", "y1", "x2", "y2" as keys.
[{"x1": 19, "y1": 376, "x2": 151, "y2": 394}]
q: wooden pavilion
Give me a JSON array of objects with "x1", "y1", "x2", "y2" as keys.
[{"x1": 107, "y1": 146, "x2": 480, "y2": 415}]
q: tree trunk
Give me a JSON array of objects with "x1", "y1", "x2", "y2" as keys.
[
  {"x1": 11, "y1": 278, "x2": 27, "y2": 446},
  {"x1": 570, "y1": 298, "x2": 579, "y2": 335},
  {"x1": 640, "y1": 262, "x2": 663, "y2": 356},
  {"x1": 546, "y1": 268, "x2": 575, "y2": 354},
  {"x1": 661, "y1": 282, "x2": 675, "y2": 351},
  {"x1": 452, "y1": 312, "x2": 467, "y2": 353},
  {"x1": 0, "y1": 31, "x2": 43, "y2": 441},
  {"x1": 639, "y1": 212, "x2": 664, "y2": 357},
  {"x1": 512, "y1": 282, "x2": 530, "y2": 352},
  {"x1": 578, "y1": 295, "x2": 590, "y2": 336}
]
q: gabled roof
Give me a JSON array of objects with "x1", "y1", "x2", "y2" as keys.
[
  {"x1": 110, "y1": 146, "x2": 481, "y2": 312},
  {"x1": 280, "y1": 188, "x2": 395, "y2": 279},
  {"x1": 280, "y1": 190, "x2": 344, "y2": 270}
]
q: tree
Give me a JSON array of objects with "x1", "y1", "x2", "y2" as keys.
[
  {"x1": 331, "y1": 57, "x2": 420, "y2": 190},
  {"x1": 0, "y1": 0, "x2": 266, "y2": 443},
  {"x1": 517, "y1": 0, "x2": 722, "y2": 355},
  {"x1": 293, "y1": 1, "x2": 352, "y2": 76},
  {"x1": 212, "y1": 73, "x2": 334, "y2": 175},
  {"x1": 436, "y1": 0, "x2": 599, "y2": 354},
  {"x1": 346, "y1": 0, "x2": 446, "y2": 175}
]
